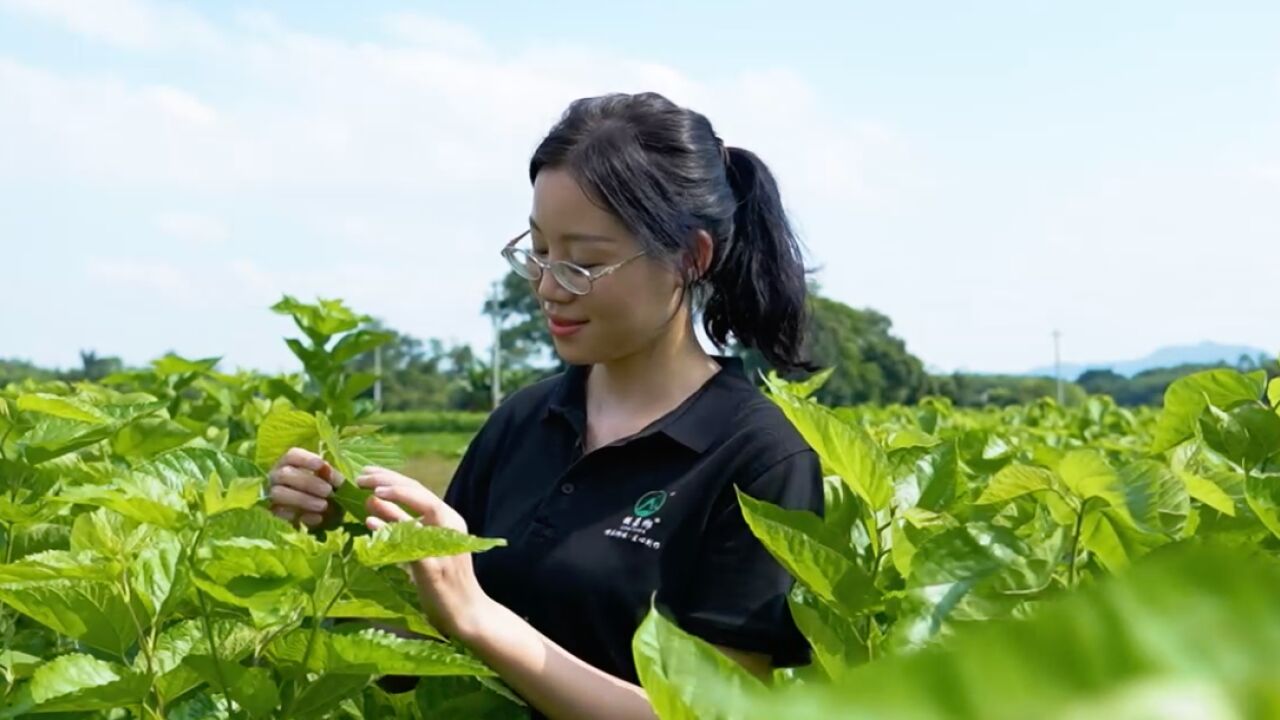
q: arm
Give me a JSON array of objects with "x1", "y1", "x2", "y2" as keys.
[{"x1": 455, "y1": 600, "x2": 775, "y2": 719}]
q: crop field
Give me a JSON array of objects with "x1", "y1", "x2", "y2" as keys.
[{"x1": 1, "y1": 298, "x2": 1276, "y2": 718}]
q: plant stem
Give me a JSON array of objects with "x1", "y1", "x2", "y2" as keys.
[{"x1": 1067, "y1": 505, "x2": 1087, "y2": 588}]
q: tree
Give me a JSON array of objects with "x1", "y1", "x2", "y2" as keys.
[
  {"x1": 736, "y1": 290, "x2": 934, "y2": 407},
  {"x1": 483, "y1": 273, "x2": 564, "y2": 374}
]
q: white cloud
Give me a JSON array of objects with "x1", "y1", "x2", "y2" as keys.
[
  {"x1": 154, "y1": 211, "x2": 228, "y2": 246},
  {"x1": 0, "y1": 0, "x2": 221, "y2": 51}
]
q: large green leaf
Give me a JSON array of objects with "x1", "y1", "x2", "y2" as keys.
[
  {"x1": 267, "y1": 626, "x2": 492, "y2": 676},
  {"x1": 15, "y1": 394, "x2": 109, "y2": 424},
  {"x1": 111, "y1": 416, "x2": 197, "y2": 459},
  {"x1": 54, "y1": 472, "x2": 188, "y2": 529},
  {"x1": 137, "y1": 446, "x2": 261, "y2": 492},
  {"x1": 974, "y1": 464, "x2": 1058, "y2": 505},
  {"x1": 352, "y1": 521, "x2": 506, "y2": 568},
  {"x1": 735, "y1": 488, "x2": 875, "y2": 610},
  {"x1": 632, "y1": 606, "x2": 768, "y2": 720},
  {"x1": 1244, "y1": 472, "x2": 1280, "y2": 539},
  {"x1": 254, "y1": 405, "x2": 320, "y2": 471},
  {"x1": 1151, "y1": 369, "x2": 1267, "y2": 453},
  {"x1": 413, "y1": 676, "x2": 528, "y2": 720},
  {"x1": 786, "y1": 585, "x2": 868, "y2": 680},
  {"x1": 316, "y1": 412, "x2": 374, "y2": 521},
  {"x1": 764, "y1": 382, "x2": 893, "y2": 510},
  {"x1": 0, "y1": 579, "x2": 138, "y2": 658},
  {"x1": 0, "y1": 653, "x2": 149, "y2": 716},
  {"x1": 760, "y1": 546, "x2": 1280, "y2": 720}
]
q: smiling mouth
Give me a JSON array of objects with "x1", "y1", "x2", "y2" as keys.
[{"x1": 548, "y1": 316, "x2": 588, "y2": 336}]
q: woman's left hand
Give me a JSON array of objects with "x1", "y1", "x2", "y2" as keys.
[{"x1": 356, "y1": 466, "x2": 496, "y2": 642}]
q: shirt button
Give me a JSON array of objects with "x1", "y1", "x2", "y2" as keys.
[{"x1": 560, "y1": 482, "x2": 575, "y2": 495}]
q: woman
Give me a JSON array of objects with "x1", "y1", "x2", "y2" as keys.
[{"x1": 268, "y1": 91, "x2": 824, "y2": 719}]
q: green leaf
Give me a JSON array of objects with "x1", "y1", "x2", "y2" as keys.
[
  {"x1": 15, "y1": 394, "x2": 109, "y2": 424},
  {"x1": 414, "y1": 676, "x2": 528, "y2": 720},
  {"x1": 203, "y1": 472, "x2": 265, "y2": 516},
  {"x1": 129, "y1": 527, "x2": 184, "y2": 622},
  {"x1": 1244, "y1": 472, "x2": 1280, "y2": 539},
  {"x1": 735, "y1": 488, "x2": 875, "y2": 610},
  {"x1": 254, "y1": 405, "x2": 320, "y2": 471},
  {"x1": 762, "y1": 546, "x2": 1280, "y2": 720},
  {"x1": 111, "y1": 415, "x2": 197, "y2": 458},
  {"x1": 1268, "y1": 376, "x2": 1280, "y2": 409},
  {"x1": 54, "y1": 472, "x2": 187, "y2": 529},
  {"x1": 974, "y1": 464, "x2": 1058, "y2": 505},
  {"x1": 352, "y1": 521, "x2": 506, "y2": 568},
  {"x1": 315, "y1": 412, "x2": 373, "y2": 521},
  {"x1": 290, "y1": 675, "x2": 372, "y2": 717},
  {"x1": 152, "y1": 353, "x2": 220, "y2": 377},
  {"x1": 763, "y1": 384, "x2": 892, "y2": 510},
  {"x1": 331, "y1": 329, "x2": 397, "y2": 366},
  {"x1": 1057, "y1": 449, "x2": 1122, "y2": 506},
  {"x1": 267, "y1": 626, "x2": 492, "y2": 676},
  {"x1": 1151, "y1": 368, "x2": 1267, "y2": 453},
  {"x1": 69, "y1": 508, "x2": 137, "y2": 556},
  {"x1": 271, "y1": 295, "x2": 367, "y2": 342},
  {"x1": 1115, "y1": 460, "x2": 1190, "y2": 536},
  {"x1": 896, "y1": 441, "x2": 959, "y2": 512},
  {"x1": 0, "y1": 579, "x2": 137, "y2": 658},
  {"x1": 136, "y1": 447, "x2": 262, "y2": 492},
  {"x1": 1, "y1": 653, "x2": 148, "y2": 716},
  {"x1": 632, "y1": 605, "x2": 768, "y2": 720},
  {"x1": 786, "y1": 585, "x2": 868, "y2": 680}
]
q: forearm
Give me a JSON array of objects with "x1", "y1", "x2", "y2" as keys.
[{"x1": 456, "y1": 598, "x2": 658, "y2": 720}]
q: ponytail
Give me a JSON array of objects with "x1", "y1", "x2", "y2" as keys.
[{"x1": 702, "y1": 146, "x2": 815, "y2": 373}]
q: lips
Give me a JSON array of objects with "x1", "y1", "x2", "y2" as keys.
[{"x1": 547, "y1": 315, "x2": 588, "y2": 337}]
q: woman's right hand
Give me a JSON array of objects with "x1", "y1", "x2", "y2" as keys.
[{"x1": 267, "y1": 447, "x2": 344, "y2": 528}]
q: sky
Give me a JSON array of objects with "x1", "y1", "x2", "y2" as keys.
[{"x1": 1, "y1": 0, "x2": 1277, "y2": 376}]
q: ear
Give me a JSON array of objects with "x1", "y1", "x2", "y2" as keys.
[{"x1": 685, "y1": 230, "x2": 715, "y2": 281}]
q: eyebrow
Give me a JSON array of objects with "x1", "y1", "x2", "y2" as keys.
[{"x1": 528, "y1": 217, "x2": 617, "y2": 244}]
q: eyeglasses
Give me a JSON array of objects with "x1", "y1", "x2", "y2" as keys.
[{"x1": 501, "y1": 229, "x2": 646, "y2": 296}]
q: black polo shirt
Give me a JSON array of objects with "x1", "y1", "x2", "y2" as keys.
[{"x1": 443, "y1": 354, "x2": 823, "y2": 698}]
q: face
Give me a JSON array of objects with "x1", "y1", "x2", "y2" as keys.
[{"x1": 527, "y1": 168, "x2": 687, "y2": 366}]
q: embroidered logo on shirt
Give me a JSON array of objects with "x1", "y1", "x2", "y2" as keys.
[
  {"x1": 633, "y1": 490, "x2": 667, "y2": 518},
  {"x1": 604, "y1": 490, "x2": 674, "y2": 550}
]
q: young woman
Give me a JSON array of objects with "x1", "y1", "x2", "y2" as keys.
[{"x1": 268, "y1": 91, "x2": 824, "y2": 719}]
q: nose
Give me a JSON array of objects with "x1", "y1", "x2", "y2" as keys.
[{"x1": 534, "y1": 269, "x2": 576, "y2": 306}]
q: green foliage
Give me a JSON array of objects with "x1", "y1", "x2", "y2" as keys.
[
  {"x1": 636, "y1": 364, "x2": 1280, "y2": 718},
  {"x1": 0, "y1": 297, "x2": 521, "y2": 718}
]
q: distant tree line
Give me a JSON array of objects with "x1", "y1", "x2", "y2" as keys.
[{"x1": 6, "y1": 280, "x2": 1274, "y2": 411}]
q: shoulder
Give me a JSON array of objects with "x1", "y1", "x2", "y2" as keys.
[
  {"x1": 703, "y1": 376, "x2": 817, "y2": 483},
  {"x1": 471, "y1": 368, "x2": 565, "y2": 438}
]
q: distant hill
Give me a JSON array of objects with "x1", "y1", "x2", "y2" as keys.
[{"x1": 1027, "y1": 341, "x2": 1273, "y2": 379}]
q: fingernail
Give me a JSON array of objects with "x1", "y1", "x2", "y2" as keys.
[
  {"x1": 309, "y1": 499, "x2": 329, "y2": 512},
  {"x1": 374, "y1": 487, "x2": 390, "y2": 498}
]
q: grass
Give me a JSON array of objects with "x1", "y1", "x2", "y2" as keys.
[{"x1": 389, "y1": 431, "x2": 475, "y2": 496}]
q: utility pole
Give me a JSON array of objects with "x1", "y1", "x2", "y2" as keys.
[
  {"x1": 490, "y1": 280, "x2": 503, "y2": 410},
  {"x1": 1053, "y1": 329, "x2": 1064, "y2": 405}
]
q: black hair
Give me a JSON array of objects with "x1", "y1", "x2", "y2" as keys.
[{"x1": 528, "y1": 91, "x2": 817, "y2": 373}]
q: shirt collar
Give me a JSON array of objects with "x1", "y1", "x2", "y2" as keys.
[{"x1": 544, "y1": 354, "x2": 750, "y2": 454}]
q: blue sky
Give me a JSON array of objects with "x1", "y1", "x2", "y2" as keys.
[{"x1": 1, "y1": 1, "x2": 1277, "y2": 375}]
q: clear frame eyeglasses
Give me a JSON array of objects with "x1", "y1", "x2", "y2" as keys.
[{"x1": 500, "y1": 229, "x2": 646, "y2": 296}]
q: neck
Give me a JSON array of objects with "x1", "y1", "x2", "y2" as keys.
[{"x1": 588, "y1": 316, "x2": 721, "y2": 415}]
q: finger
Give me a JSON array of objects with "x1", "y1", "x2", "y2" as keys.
[
  {"x1": 298, "y1": 512, "x2": 325, "y2": 527},
  {"x1": 367, "y1": 483, "x2": 439, "y2": 518},
  {"x1": 277, "y1": 446, "x2": 326, "y2": 473},
  {"x1": 272, "y1": 466, "x2": 334, "y2": 499},
  {"x1": 269, "y1": 484, "x2": 332, "y2": 514},
  {"x1": 316, "y1": 463, "x2": 345, "y2": 488},
  {"x1": 272, "y1": 505, "x2": 299, "y2": 523},
  {"x1": 365, "y1": 495, "x2": 415, "y2": 524},
  {"x1": 366, "y1": 515, "x2": 389, "y2": 532}
]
